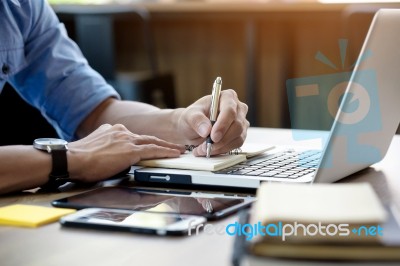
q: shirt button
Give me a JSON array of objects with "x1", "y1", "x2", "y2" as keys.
[{"x1": 2, "y1": 64, "x2": 10, "y2": 75}]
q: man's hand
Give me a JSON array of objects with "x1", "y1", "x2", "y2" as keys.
[
  {"x1": 176, "y1": 89, "x2": 249, "y2": 156},
  {"x1": 67, "y1": 124, "x2": 185, "y2": 183}
]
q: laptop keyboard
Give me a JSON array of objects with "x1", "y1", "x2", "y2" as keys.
[{"x1": 214, "y1": 150, "x2": 321, "y2": 179}]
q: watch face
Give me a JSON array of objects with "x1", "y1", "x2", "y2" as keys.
[
  {"x1": 34, "y1": 138, "x2": 68, "y2": 151},
  {"x1": 35, "y1": 138, "x2": 68, "y2": 146}
]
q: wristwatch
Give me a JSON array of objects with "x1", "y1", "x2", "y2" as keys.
[{"x1": 33, "y1": 138, "x2": 70, "y2": 190}]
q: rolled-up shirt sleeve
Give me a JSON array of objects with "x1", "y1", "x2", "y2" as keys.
[{"x1": 8, "y1": 0, "x2": 120, "y2": 141}]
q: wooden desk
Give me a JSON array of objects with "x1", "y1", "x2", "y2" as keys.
[{"x1": 1, "y1": 127, "x2": 400, "y2": 266}]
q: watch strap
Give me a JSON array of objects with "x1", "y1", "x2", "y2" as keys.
[
  {"x1": 41, "y1": 148, "x2": 70, "y2": 192},
  {"x1": 49, "y1": 149, "x2": 69, "y2": 179}
]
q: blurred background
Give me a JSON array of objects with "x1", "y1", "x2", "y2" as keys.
[{"x1": 1, "y1": 0, "x2": 399, "y2": 144}]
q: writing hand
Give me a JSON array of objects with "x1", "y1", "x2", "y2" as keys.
[{"x1": 177, "y1": 89, "x2": 249, "y2": 156}]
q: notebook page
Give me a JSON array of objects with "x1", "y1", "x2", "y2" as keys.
[{"x1": 137, "y1": 152, "x2": 247, "y2": 171}]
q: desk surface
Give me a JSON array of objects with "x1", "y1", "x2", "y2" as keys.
[{"x1": 1, "y1": 127, "x2": 400, "y2": 266}]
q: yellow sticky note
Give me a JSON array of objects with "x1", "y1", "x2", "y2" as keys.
[{"x1": 0, "y1": 204, "x2": 75, "y2": 228}]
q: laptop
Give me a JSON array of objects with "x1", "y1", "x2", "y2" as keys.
[{"x1": 134, "y1": 9, "x2": 400, "y2": 189}]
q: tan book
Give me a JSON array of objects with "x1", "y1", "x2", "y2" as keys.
[
  {"x1": 250, "y1": 183, "x2": 387, "y2": 243},
  {"x1": 252, "y1": 182, "x2": 386, "y2": 224},
  {"x1": 246, "y1": 183, "x2": 400, "y2": 261},
  {"x1": 249, "y1": 203, "x2": 400, "y2": 261},
  {"x1": 250, "y1": 242, "x2": 400, "y2": 261},
  {"x1": 137, "y1": 143, "x2": 274, "y2": 171}
]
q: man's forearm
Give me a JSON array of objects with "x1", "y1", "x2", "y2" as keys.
[
  {"x1": 0, "y1": 146, "x2": 51, "y2": 194},
  {"x1": 77, "y1": 98, "x2": 185, "y2": 143}
]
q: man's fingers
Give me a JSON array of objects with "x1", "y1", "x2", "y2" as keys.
[
  {"x1": 133, "y1": 135, "x2": 186, "y2": 152},
  {"x1": 188, "y1": 111, "x2": 212, "y2": 138},
  {"x1": 211, "y1": 90, "x2": 239, "y2": 143},
  {"x1": 133, "y1": 144, "x2": 182, "y2": 162}
]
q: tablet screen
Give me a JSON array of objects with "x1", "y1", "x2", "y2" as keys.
[{"x1": 52, "y1": 187, "x2": 254, "y2": 219}]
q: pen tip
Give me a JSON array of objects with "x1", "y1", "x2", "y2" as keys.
[{"x1": 216, "y1": 77, "x2": 222, "y2": 84}]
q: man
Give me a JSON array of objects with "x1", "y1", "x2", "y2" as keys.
[{"x1": 0, "y1": 0, "x2": 249, "y2": 194}]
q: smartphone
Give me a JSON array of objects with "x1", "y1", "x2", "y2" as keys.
[
  {"x1": 60, "y1": 208, "x2": 206, "y2": 236},
  {"x1": 52, "y1": 186, "x2": 255, "y2": 220}
]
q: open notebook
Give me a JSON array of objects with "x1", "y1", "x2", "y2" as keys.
[{"x1": 137, "y1": 143, "x2": 275, "y2": 171}]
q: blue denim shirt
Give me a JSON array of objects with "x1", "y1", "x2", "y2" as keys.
[{"x1": 0, "y1": 0, "x2": 119, "y2": 140}]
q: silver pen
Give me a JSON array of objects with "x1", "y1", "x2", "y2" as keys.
[{"x1": 206, "y1": 77, "x2": 222, "y2": 158}]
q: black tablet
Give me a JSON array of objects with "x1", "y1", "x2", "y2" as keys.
[{"x1": 52, "y1": 187, "x2": 255, "y2": 220}]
